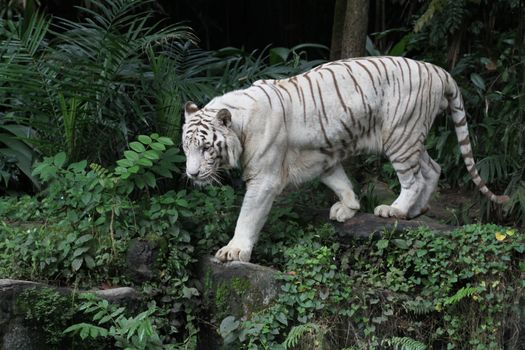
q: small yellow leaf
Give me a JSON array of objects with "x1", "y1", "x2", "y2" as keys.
[
  {"x1": 506, "y1": 229, "x2": 516, "y2": 236},
  {"x1": 495, "y1": 232, "x2": 506, "y2": 241}
]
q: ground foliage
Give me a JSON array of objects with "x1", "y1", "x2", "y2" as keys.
[{"x1": 219, "y1": 224, "x2": 525, "y2": 350}]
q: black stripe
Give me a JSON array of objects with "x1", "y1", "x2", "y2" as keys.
[
  {"x1": 455, "y1": 117, "x2": 467, "y2": 127},
  {"x1": 325, "y1": 67, "x2": 347, "y2": 112},
  {"x1": 280, "y1": 84, "x2": 293, "y2": 101},
  {"x1": 254, "y1": 85, "x2": 273, "y2": 107},
  {"x1": 304, "y1": 74, "x2": 318, "y2": 111},
  {"x1": 316, "y1": 80, "x2": 329, "y2": 123},
  {"x1": 242, "y1": 92, "x2": 257, "y2": 102},
  {"x1": 318, "y1": 113, "x2": 332, "y2": 147},
  {"x1": 355, "y1": 61, "x2": 378, "y2": 95},
  {"x1": 290, "y1": 79, "x2": 307, "y2": 123},
  {"x1": 378, "y1": 59, "x2": 390, "y2": 85},
  {"x1": 267, "y1": 83, "x2": 288, "y2": 127}
]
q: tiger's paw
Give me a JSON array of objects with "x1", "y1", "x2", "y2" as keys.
[
  {"x1": 373, "y1": 204, "x2": 407, "y2": 219},
  {"x1": 329, "y1": 201, "x2": 358, "y2": 222},
  {"x1": 407, "y1": 205, "x2": 430, "y2": 219},
  {"x1": 215, "y1": 244, "x2": 252, "y2": 262}
]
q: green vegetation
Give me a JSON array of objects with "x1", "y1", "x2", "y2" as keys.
[
  {"x1": 222, "y1": 224, "x2": 524, "y2": 349},
  {"x1": 1, "y1": 0, "x2": 524, "y2": 349}
]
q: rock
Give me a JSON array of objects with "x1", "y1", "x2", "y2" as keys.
[
  {"x1": 196, "y1": 257, "x2": 281, "y2": 350},
  {"x1": 94, "y1": 287, "x2": 140, "y2": 302},
  {"x1": 2, "y1": 317, "x2": 46, "y2": 350},
  {"x1": 332, "y1": 212, "x2": 454, "y2": 241},
  {"x1": 0, "y1": 279, "x2": 140, "y2": 350},
  {"x1": 126, "y1": 237, "x2": 165, "y2": 283}
]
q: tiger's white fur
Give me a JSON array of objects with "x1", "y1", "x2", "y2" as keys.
[{"x1": 182, "y1": 56, "x2": 508, "y2": 262}]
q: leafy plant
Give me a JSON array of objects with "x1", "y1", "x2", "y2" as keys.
[
  {"x1": 0, "y1": 0, "x2": 193, "y2": 165},
  {"x1": 18, "y1": 287, "x2": 77, "y2": 346},
  {"x1": 221, "y1": 224, "x2": 524, "y2": 350},
  {"x1": 64, "y1": 293, "x2": 164, "y2": 350},
  {"x1": 0, "y1": 113, "x2": 39, "y2": 190}
]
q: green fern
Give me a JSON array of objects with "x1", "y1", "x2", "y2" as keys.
[
  {"x1": 442, "y1": 286, "x2": 481, "y2": 306},
  {"x1": 403, "y1": 299, "x2": 434, "y2": 315},
  {"x1": 382, "y1": 336, "x2": 427, "y2": 350},
  {"x1": 282, "y1": 323, "x2": 320, "y2": 349}
]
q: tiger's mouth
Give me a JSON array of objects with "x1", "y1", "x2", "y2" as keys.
[
  {"x1": 190, "y1": 172, "x2": 220, "y2": 186},
  {"x1": 192, "y1": 177, "x2": 212, "y2": 186}
]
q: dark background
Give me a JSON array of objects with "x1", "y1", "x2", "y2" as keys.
[{"x1": 40, "y1": 0, "x2": 412, "y2": 52}]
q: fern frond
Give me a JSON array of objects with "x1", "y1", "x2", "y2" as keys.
[
  {"x1": 402, "y1": 300, "x2": 434, "y2": 315},
  {"x1": 442, "y1": 286, "x2": 481, "y2": 306},
  {"x1": 382, "y1": 336, "x2": 427, "y2": 350},
  {"x1": 282, "y1": 323, "x2": 320, "y2": 349}
]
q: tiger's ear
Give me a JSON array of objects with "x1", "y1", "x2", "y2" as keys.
[
  {"x1": 217, "y1": 109, "x2": 232, "y2": 128},
  {"x1": 184, "y1": 101, "x2": 199, "y2": 116}
]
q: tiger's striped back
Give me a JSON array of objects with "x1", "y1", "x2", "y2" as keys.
[{"x1": 236, "y1": 56, "x2": 507, "y2": 204}]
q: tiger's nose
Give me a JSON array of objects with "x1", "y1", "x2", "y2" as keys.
[{"x1": 187, "y1": 170, "x2": 200, "y2": 178}]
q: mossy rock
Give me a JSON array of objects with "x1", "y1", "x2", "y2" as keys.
[
  {"x1": 0, "y1": 279, "x2": 140, "y2": 350},
  {"x1": 126, "y1": 236, "x2": 167, "y2": 282},
  {"x1": 197, "y1": 257, "x2": 281, "y2": 349}
]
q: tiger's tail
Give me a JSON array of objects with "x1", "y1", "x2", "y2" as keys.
[{"x1": 446, "y1": 77, "x2": 509, "y2": 204}]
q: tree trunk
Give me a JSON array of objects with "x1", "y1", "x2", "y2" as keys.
[
  {"x1": 330, "y1": 0, "x2": 369, "y2": 60},
  {"x1": 330, "y1": 0, "x2": 347, "y2": 60}
]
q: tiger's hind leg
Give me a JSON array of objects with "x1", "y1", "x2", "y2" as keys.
[
  {"x1": 406, "y1": 151, "x2": 441, "y2": 219},
  {"x1": 374, "y1": 145, "x2": 425, "y2": 219},
  {"x1": 320, "y1": 163, "x2": 360, "y2": 222}
]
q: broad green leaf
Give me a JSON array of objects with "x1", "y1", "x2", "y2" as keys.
[
  {"x1": 114, "y1": 166, "x2": 127, "y2": 174},
  {"x1": 129, "y1": 142, "x2": 145, "y2": 153},
  {"x1": 134, "y1": 176, "x2": 146, "y2": 189},
  {"x1": 68, "y1": 160, "x2": 88, "y2": 172},
  {"x1": 150, "y1": 142, "x2": 166, "y2": 151},
  {"x1": 393, "y1": 239, "x2": 410, "y2": 249},
  {"x1": 73, "y1": 246, "x2": 90, "y2": 257},
  {"x1": 72, "y1": 258, "x2": 83, "y2": 271},
  {"x1": 81, "y1": 193, "x2": 92, "y2": 206},
  {"x1": 143, "y1": 150, "x2": 160, "y2": 160},
  {"x1": 376, "y1": 239, "x2": 389, "y2": 250},
  {"x1": 76, "y1": 234, "x2": 93, "y2": 244},
  {"x1": 53, "y1": 152, "x2": 67, "y2": 168},
  {"x1": 137, "y1": 158, "x2": 153, "y2": 167},
  {"x1": 124, "y1": 150, "x2": 139, "y2": 161},
  {"x1": 138, "y1": 135, "x2": 152, "y2": 145},
  {"x1": 128, "y1": 165, "x2": 140, "y2": 174},
  {"x1": 276, "y1": 312, "x2": 288, "y2": 325},
  {"x1": 84, "y1": 255, "x2": 95, "y2": 269},
  {"x1": 157, "y1": 137, "x2": 174, "y2": 146},
  {"x1": 470, "y1": 73, "x2": 486, "y2": 91},
  {"x1": 219, "y1": 316, "x2": 240, "y2": 337},
  {"x1": 117, "y1": 159, "x2": 133, "y2": 167},
  {"x1": 143, "y1": 171, "x2": 156, "y2": 188},
  {"x1": 152, "y1": 166, "x2": 172, "y2": 178}
]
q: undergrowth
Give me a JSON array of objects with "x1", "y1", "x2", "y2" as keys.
[{"x1": 219, "y1": 224, "x2": 525, "y2": 350}]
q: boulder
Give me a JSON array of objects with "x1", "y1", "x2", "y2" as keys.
[
  {"x1": 126, "y1": 238, "x2": 162, "y2": 283},
  {"x1": 0, "y1": 279, "x2": 140, "y2": 350},
  {"x1": 332, "y1": 212, "x2": 454, "y2": 241},
  {"x1": 196, "y1": 257, "x2": 281, "y2": 350},
  {"x1": 2, "y1": 317, "x2": 46, "y2": 350}
]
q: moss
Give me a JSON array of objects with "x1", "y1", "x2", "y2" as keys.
[
  {"x1": 16, "y1": 287, "x2": 76, "y2": 346},
  {"x1": 214, "y1": 277, "x2": 251, "y2": 320},
  {"x1": 144, "y1": 233, "x2": 168, "y2": 256}
]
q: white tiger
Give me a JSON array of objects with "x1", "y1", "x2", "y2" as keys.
[{"x1": 182, "y1": 56, "x2": 508, "y2": 262}]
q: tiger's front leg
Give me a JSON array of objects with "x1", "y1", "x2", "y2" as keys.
[{"x1": 215, "y1": 176, "x2": 285, "y2": 262}]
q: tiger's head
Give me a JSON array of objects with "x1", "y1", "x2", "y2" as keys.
[{"x1": 182, "y1": 101, "x2": 242, "y2": 185}]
